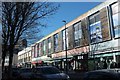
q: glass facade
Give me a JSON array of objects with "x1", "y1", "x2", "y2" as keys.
[
  {"x1": 41, "y1": 42, "x2": 43, "y2": 56},
  {"x1": 43, "y1": 40, "x2": 46, "y2": 55},
  {"x1": 29, "y1": 1, "x2": 120, "y2": 71},
  {"x1": 37, "y1": 44, "x2": 39, "y2": 57},
  {"x1": 111, "y1": 2, "x2": 120, "y2": 38},
  {"x1": 62, "y1": 29, "x2": 68, "y2": 50},
  {"x1": 39, "y1": 42, "x2": 42, "y2": 56},
  {"x1": 74, "y1": 22, "x2": 82, "y2": 47},
  {"x1": 35, "y1": 44, "x2": 38, "y2": 57},
  {"x1": 89, "y1": 12, "x2": 102, "y2": 43},
  {"x1": 54, "y1": 34, "x2": 59, "y2": 52},
  {"x1": 34, "y1": 46, "x2": 36, "y2": 57},
  {"x1": 48, "y1": 37, "x2": 52, "y2": 54},
  {"x1": 32, "y1": 46, "x2": 34, "y2": 58}
]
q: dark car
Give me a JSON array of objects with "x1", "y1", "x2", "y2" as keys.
[
  {"x1": 83, "y1": 69, "x2": 120, "y2": 80},
  {"x1": 2, "y1": 67, "x2": 20, "y2": 80},
  {"x1": 12, "y1": 67, "x2": 21, "y2": 78},
  {"x1": 19, "y1": 68, "x2": 45, "y2": 80},
  {"x1": 19, "y1": 68, "x2": 33, "y2": 79},
  {"x1": 35, "y1": 66, "x2": 70, "y2": 80}
]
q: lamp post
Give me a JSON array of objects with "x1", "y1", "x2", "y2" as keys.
[{"x1": 62, "y1": 20, "x2": 68, "y2": 74}]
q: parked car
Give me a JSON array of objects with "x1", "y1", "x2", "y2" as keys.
[
  {"x1": 11, "y1": 67, "x2": 21, "y2": 79},
  {"x1": 20, "y1": 68, "x2": 45, "y2": 80},
  {"x1": 35, "y1": 66, "x2": 70, "y2": 80},
  {"x1": 2, "y1": 67, "x2": 20, "y2": 80},
  {"x1": 83, "y1": 68, "x2": 120, "y2": 80}
]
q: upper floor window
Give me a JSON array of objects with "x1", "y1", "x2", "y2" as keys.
[
  {"x1": 39, "y1": 42, "x2": 42, "y2": 56},
  {"x1": 89, "y1": 12, "x2": 102, "y2": 43},
  {"x1": 62, "y1": 29, "x2": 68, "y2": 50},
  {"x1": 32, "y1": 46, "x2": 34, "y2": 58},
  {"x1": 54, "y1": 34, "x2": 59, "y2": 52},
  {"x1": 73, "y1": 22, "x2": 82, "y2": 47},
  {"x1": 37, "y1": 43, "x2": 39, "y2": 57},
  {"x1": 35, "y1": 44, "x2": 38, "y2": 57},
  {"x1": 111, "y1": 2, "x2": 120, "y2": 38},
  {"x1": 43, "y1": 40, "x2": 46, "y2": 55},
  {"x1": 34, "y1": 46, "x2": 36, "y2": 57},
  {"x1": 48, "y1": 37, "x2": 52, "y2": 54}
]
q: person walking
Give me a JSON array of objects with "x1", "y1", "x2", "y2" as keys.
[
  {"x1": 103, "y1": 60, "x2": 107, "y2": 69},
  {"x1": 110, "y1": 61, "x2": 117, "y2": 68}
]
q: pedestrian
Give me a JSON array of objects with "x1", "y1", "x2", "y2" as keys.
[
  {"x1": 107, "y1": 60, "x2": 112, "y2": 69},
  {"x1": 103, "y1": 60, "x2": 107, "y2": 69},
  {"x1": 118, "y1": 62, "x2": 120, "y2": 68},
  {"x1": 97, "y1": 62, "x2": 101, "y2": 70},
  {"x1": 110, "y1": 62, "x2": 117, "y2": 68}
]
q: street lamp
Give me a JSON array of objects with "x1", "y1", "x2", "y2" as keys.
[{"x1": 62, "y1": 20, "x2": 68, "y2": 74}]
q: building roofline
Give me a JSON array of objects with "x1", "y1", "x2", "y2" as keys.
[
  {"x1": 18, "y1": 47, "x2": 31, "y2": 55},
  {"x1": 32, "y1": 0, "x2": 117, "y2": 45}
]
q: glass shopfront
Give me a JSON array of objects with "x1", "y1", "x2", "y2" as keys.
[
  {"x1": 72, "y1": 54, "x2": 88, "y2": 72},
  {"x1": 89, "y1": 38, "x2": 120, "y2": 70}
]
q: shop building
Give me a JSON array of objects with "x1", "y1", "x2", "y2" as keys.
[
  {"x1": 87, "y1": 0, "x2": 120, "y2": 70},
  {"x1": 20, "y1": 0, "x2": 119, "y2": 71},
  {"x1": 18, "y1": 47, "x2": 32, "y2": 68},
  {"x1": 3, "y1": 39, "x2": 27, "y2": 68}
]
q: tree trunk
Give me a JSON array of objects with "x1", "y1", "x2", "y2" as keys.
[
  {"x1": 2, "y1": 43, "x2": 8, "y2": 71},
  {"x1": 2, "y1": 52, "x2": 6, "y2": 71},
  {"x1": 2, "y1": 46, "x2": 7, "y2": 79},
  {"x1": 2, "y1": 53, "x2": 6, "y2": 79},
  {"x1": 8, "y1": 49, "x2": 14, "y2": 79}
]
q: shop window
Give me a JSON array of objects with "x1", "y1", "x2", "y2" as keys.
[{"x1": 111, "y1": 2, "x2": 120, "y2": 38}]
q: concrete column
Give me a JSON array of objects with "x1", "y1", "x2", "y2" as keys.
[{"x1": 113, "y1": 53, "x2": 116, "y2": 62}]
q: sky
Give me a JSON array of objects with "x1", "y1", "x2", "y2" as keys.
[{"x1": 41, "y1": 2, "x2": 101, "y2": 37}]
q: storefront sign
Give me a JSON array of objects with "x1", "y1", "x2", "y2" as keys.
[
  {"x1": 78, "y1": 56, "x2": 84, "y2": 59},
  {"x1": 90, "y1": 39, "x2": 120, "y2": 54},
  {"x1": 32, "y1": 55, "x2": 52, "y2": 62},
  {"x1": 52, "y1": 46, "x2": 89, "y2": 58},
  {"x1": 68, "y1": 46, "x2": 89, "y2": 56}
]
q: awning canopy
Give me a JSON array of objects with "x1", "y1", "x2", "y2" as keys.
[
  {"x1": 32, "y1": 55, "x2": 53, "y2": 63},
  {"x1": 44, "y1": 60, "x2": 54, "y2": 63},
  {"x1": 31, "y1": 61, "x2": 37, "y2": 64}
]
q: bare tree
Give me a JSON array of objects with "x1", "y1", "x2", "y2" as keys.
[{"x1": 2, "y1": 2, "x2": 59, "y2": 78}]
